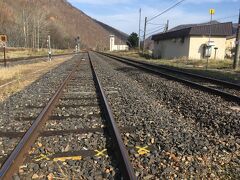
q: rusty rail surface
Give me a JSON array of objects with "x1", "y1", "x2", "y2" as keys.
[
  {"x1": 0, "y1": 61, "x2": 80, "y2": 179},
  {"x1": 0, "y1": 52, "x2": 136, "y2": 179},
  {"x1": 88, "y1": 52, "x2": 136, "y2": 180}
]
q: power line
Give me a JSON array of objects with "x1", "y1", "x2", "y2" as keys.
[
  {"x1": 147, "y1": 25, "x2": 165, "y2": 32},
  {"x1": 142, "y1": 0, "x2": 185, "y2": 52},
  {"x1": 148, "y1": 0, "x2": 178, "y2": 20},
  {"x1": 216, "y1": 14, "x2": 238, "y2": 21},
  {"x1": 146, "y1": 27, "x2": 165, "y2": 36},
  {"x1": 148, "y1": 0, "x2": 186, "y2": 22},
  {"x1": 148, "y1": 22, "x2": 166, "y2": 26}
]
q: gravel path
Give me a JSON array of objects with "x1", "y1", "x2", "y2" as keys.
[{"x1": 91, "y1": 52, "x2": 240, "y2": 179}]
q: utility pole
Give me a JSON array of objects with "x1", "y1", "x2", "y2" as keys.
[
  {"x1": 206, "y1": 9, "x2": 215, "y2": 70},
  {"x1": 138, "y1": 8, "x2": 141, "y2": 52},
  {"x1": 3, "y1": 44, "x2": 6, "y2": 67},
  {"x1": 142, "y1": 17, "x2": 147, "y2": 53},
  {"x1": 233, "y1": 9, "x2": 240, "y2": 70},
  {"x1": 37, "y1": 20, "x2": 40, "y2": 51},
  {"x1": 166, "y1": 20, "x2": 169, "y2": 32},
  {"x1": 164, "y1": 20, "x2": 169, "y2": 32}
]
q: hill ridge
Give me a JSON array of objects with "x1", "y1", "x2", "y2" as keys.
[{"x1": 0, "y1": 0, "x2": 128, "y2": 49}]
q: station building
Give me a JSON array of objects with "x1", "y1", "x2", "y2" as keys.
[
  {"x1": 151, "y1": 22, "x2": 233, "y2": 60},
  {"x1": 109, "y1": 35, "x2": 129, "y2": 51}
]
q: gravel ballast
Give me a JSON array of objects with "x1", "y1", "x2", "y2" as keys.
[
  {"x1": 0, "y1": 55, "x2": 79, "y2": 167},
  {"x1": 90, "y1": 52, "x2": 240, "y2": 179},
  {"x1": 16, "y1": 55, "x2": 120, "y2": 179}
]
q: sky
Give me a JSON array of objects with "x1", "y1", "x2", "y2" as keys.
[{"x1": 68, "y1": 0, "x2": 239, "y2": 38}]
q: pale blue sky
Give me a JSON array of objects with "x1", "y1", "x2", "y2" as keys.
[{"x1": 68, "y1": 0, "x2": 239, "y2": 37}]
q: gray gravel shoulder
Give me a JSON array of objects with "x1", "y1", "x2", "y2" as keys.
[{"x1": 91, "y1": 52, "x2": 240, "y2": 179}]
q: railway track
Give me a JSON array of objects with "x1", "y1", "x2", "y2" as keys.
[
  {"x1": 0, "y1": 52, "x2": 76, "y2": 64},
  {"x1": 97, "y1": 52, "x2": 240, "y2": 105},
  {"x1": 0, "y1": 52, "x2": 136, "y2": 179},
  {"x1": 84, "y1": 52, "x2": 240, "y2": 178}
]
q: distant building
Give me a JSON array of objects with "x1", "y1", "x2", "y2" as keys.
[
  {"x1": 110, "y1": 35, "x2": 129, "y2": 51},
  {"x1": 151, "y1": 22, "x2": 232, "y2": 60}
]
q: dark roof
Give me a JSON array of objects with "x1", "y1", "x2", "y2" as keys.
[
  {"x1": 169, "y1": 21, "x2": 220, "y2": 32},
  {"x1": 152, "y1": 22, "x2": 233, "y2": 41}
]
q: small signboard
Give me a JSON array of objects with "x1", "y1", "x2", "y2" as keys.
[
  {"x1": 0, "y1": 35, "x2": 7, "y2": 47},
  {"x1": 0, "y1": 34, "x2": 7, "y2": 42},
  {"x1": 209, "y1": 9, "x2": 215, "y2": 15}
]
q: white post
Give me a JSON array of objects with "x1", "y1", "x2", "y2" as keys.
[
  {"x1": 110, "y1": 35, "x2": 115, "y2": 51},
  {"x1": 48, "y1": 35, "x2": 52, "y2": 61}
]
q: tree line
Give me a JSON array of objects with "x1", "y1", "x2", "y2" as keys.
[{"x1": 0, "y1": 1, "x2": 75, "y2": 49}]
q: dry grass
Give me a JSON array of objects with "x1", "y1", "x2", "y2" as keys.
[
  {"x1": 112, "y1": 50, "x2": 234, "y2": 69},
  {"x1": 0, "y1": 66, "x2": 23, "y2": 84},
  {"x1": 0, "y1": 55, "x2": 73, "y2": 101},
  {"x1": 148, "y1": 58, "x2": 234, "y2": 69},
  {"x1": 111, "y1": 50, "x2": 240, "y2": 83},
  {"x1": 0, "y1": 48, "x2": 72, "y2": 60}
]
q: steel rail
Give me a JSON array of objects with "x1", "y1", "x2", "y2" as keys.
[
  {"x1": 0, "y1": 52, "x2": 78, "y2": 63},
  {"x1": 88, "y1": 52, "x2": 136, "y2": 180},
  {"x1": 97, "y1": 52, "x2": 240, "y2": 104},
  {"x1": 100, "y1": 52, "x2": 240, "y2": 90},
  {"x1": 0, "y1": 61, "x2": 80, "y2": 179}
]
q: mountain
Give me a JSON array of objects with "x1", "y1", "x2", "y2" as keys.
[{"x1": 0, "y1": 0, "x2": 128, "y2": 49}]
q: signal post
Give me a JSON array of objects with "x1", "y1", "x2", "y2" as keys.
[{"x1": 0, "y1": 34, "x2": 8, "y2": 67}]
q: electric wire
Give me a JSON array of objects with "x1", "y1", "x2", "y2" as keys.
[{"x1": 148, "y1": 0, "x2": 186, "y2": 22}]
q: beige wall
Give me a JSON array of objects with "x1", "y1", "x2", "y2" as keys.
[
  {"x1": 226, "y1": 37, "x2": 236, "y2": 49},
  {"x1": 189, "y1": 36, "x2": 226, "y2": 60},
  {"x1": 225, "y1": 37, "x2": 236, "y2": 57},
  {"x1": 153, "y1": 36, "x2": 227, "y2": 60},
  {"x1": 153, "y1": 37, "x2": 190, "y2": 59}
]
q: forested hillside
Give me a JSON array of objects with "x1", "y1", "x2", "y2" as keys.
[{"x1": 0, "y1": 0, "x2": 128, "y2": 49}]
